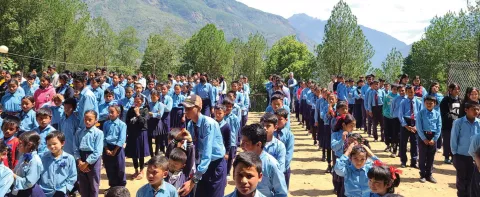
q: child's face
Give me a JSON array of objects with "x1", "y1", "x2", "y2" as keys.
[
  {"x1": 328, "y1": 95, "x2": 336, "y2": 104},
  {"x1": 174, "y1": 86, "x2": 181, "y2": 94},
  {"x1": 21, "y1": 99, "x2": 34, "y2": 112},
  {"x1": 227, "y1": 94, "x2": 235, "y2": 101},
  {"x1": 113, "y1": 76, "x2": 120, "y2": 85},
  {"x1": 40, "y1": 79, "x2": 50, "y2": 88},
  {"x1": 134, "y1": 97, "x2": 144, "y2": 107},
  {"x1": 105, "y1": 94, "x2": 114, "y2": 103},
  {"x1": 146, "y1": 165, "x2": 168, "y2": 187},
  {"x1": 271, "y1": 99, "x2": 283, "y2": 111},
  {"x1": 18, "y1": 140, "x2": 32, "y2": 154},
  {"x1": 424, "y1": 100, "x2": 436, "y2": 111},
  {"x1": 431, "y1": 84, "x2": 439, "y2": 93},
  {"x1": 161, "y1": 86, "x2": 168, "y2": 95},
  {"x1": 108, "y1": 107, "x2": 120, "y2": 120},
  {"x1": 64, "y1": 104, "x2": 74, "y2": 116},
  {"x1": 214, "y1": 109, "x2": 225, "y2": 122},
  {"x1": 233, "y1": 163, "x2": 263, "y2": 196},
  {"x1": 263, "y1": 122, "x2": 276, "y2": 136},
  {"x1": 384, "y1": 84, "x2": 390, "y2": 91},
  {"x1": 470, "y1": 90, "x2": 479, "y2": 101},
  {"x1": 351, "y1": 152, "x2": 367, "y2": 169},
  {"x1": 90, "y1": 80, "x2": 99, "y2": 89},
  {"x1": 391, "y1": 87, "x2": 398, "y2": 94},
  {"x1": 276, "y1": 115, "x2": 287, "y2": 129},
  {"x1": 413, "y1": 79, "x2": 420, "y2": 85},
  {"x1": 125, "y1": 89, "x2": 133, "y2": 98},
  {"x1": 225, "y1": 104, "x2": 233, "y2": 115},
  {"x1": 450, "y1": 86, "x2": 460, "y2": 97},
  {"x1": 53, "y1": 98, "x2": 63, "y2": 106},
  {"x1": 398, "y1": 87, "x2": 406, "y2": 96},
  {"x1": 343, "y1": 121, "x2": 356, "y2": 132},
  {"x1": 37, "y1": 115, "x2": 52, "y2": 128},
  {"x1": 337, "y1": 107, "x2": 348, "y2": 115},
  {"x1": 369, "y1": 178, "x2": 390, "y2": 195},
  {"x1": 135, "y1": 85, "x2": 143, "y2": 93},
  {"x1": 231, "y1": 83, "x2": 239, "y2": 91},
  {"x1": 8, "y1": 83, "x2": 18, "y2": 93},
  {"x1": 2, "y1": 123, "x2": 17, "y2": 138},
  {"x1": 465, "y1": 106, "x2": 480, "y2": 119},
  {"x1": 127, "y1": 77, "x2": 133, "y2": 84},
  {"x1": 406, "y1": 88, "x2": 414, "y2": 98},
  {"x1": 84, "y1": 113, "x2": 97, "y2": 128},
  {"x1": 47, "y1": 137, "x2": 64, "y2": 156},
  {"x1": 372, "y1": 83, "x2": 379, "y2": 90},
  {"x1": 151, "y1": 94, "x2": 159, "y2": 102},
  {"x1": 27, "y1": 78, "x2": 35, "y2": 84},
  {"x1": 168, "y1": 159, "x2": 185, "y2": 173},
  {"x1": 241, "y1": 136, "x2": 261, "y2": 153},
  {"x1": 148, "y1": 82, "x2": 155, "y2": 90}
]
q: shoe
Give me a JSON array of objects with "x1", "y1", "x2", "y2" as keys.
[
  {"x1": 444, "y1": 159, "x2": 452, "y2": 164},
  {"x1": 437, "y1": 149, "x2": 443, "y2": 153},
  {"x1": 426, "y1": 176, "x2": 437, "y2": 183},
  {"x1": 321, "y1": 157, "x2": 326, "y2": 162},
  {"x1": 325, "y1": 165, "x2": 332, "y2": 173},
  {"x1": 410, "y1": 164, "x2": 418, "y2": 169},
  {"x1": 314, "y1": 141, "x2": 317, "y2": 145},
  {"x1": 419, "y1": 177, "x2": 426, "y2": 183},
  {"x1": 384, "y1": 146, "x2": 390, "y2": 152},
  {"x1": 380, "y1": 139, "x2": 385, "y2": 142},
  {"x1": 401, "y1": 164, "x2": 407, "y2": 168},
  {"x1": 390, "y1": 153, "x2": 396, "y2": 158}
]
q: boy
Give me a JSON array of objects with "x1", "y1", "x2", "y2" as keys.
[
  {"x1": 59, "y1": 98, "x2": 80, "y2": 155},
  {"x1": 240, "y1": 123, "x2": 288, "y2": 197},
  {"x1": 108, "y1": 74, "x2": 126, "y2": 101},
  {"x1": 266, "y1": 93, "x2": 291, "y2": 131},
  {"x1": 231, "y1": 81, "x2": 245, "y2": 111},
  {"x1": 416, "y1": 96, "x2": 442, "y2": 183},
  {"x1": 39, "y1": 131, "x2": 77, "y2": 196},
  {"x1": 165, "y1": 128, "x2": 195, "y2": 190},
  {"x1": 361, "y1": 75, "x2": 373, "y2": 134},
  {"x1": 383, "y1": 84, "x2": 398, "y2": 152},
  {"x1": 2, "y1": 116, "x2": 21, "y2": 169},
  {"x1": 261, "y1": 113, "x2": 286, "y2": 173},
  {"x1": 366, "y1": 80, "x2": 385, "y2": 142},
  {"x1": 98, "y1": 89, "x2": 117, "y2": 129},
  {"x1": 136, "y1": 155, "x2": 178, "y2": 197},
  {"x1": 398, "y1": 85, "x2": 423, "y2": 168},
  {"x1": 390, "y1": 85, "x2": 406, "y2": 158},
  {"x1": 346, "y1": 79, "x2": 356, "y2": 114},
  {"x1": 225, "y1": 152, "x2": 266, "y2": 197},
  {"x1": 34, "y1": 107, "x2": 56, "y2": 155},
  {"x1": 226, "y1": 91, "x2": 242, "y2": 119},
  {"x1": 336, "y1": 75, "x2": 347, "y2": 102},
  {"x1": 21, "y1": 73, "x2": 39, "y2": 97},
  {"x1": 274, "y1": 108, "x2": 295, "y2": 188},
  {"x1": 49, "y1": 94, "x2": 65, "y2": 130},
  {"x1": 454, "y1": 102, "x2": 480, "y2": 197},
  {"x1": 216, "y1": 103, "x2": 238, "y2": 177}
]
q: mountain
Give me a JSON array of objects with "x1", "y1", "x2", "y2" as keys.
[
  {"x1": 288, "y1": 13, "x2": 408, "y2": 68},
  {"x1": 83, "y1": 0, "x2": 315, "y2": 49}
]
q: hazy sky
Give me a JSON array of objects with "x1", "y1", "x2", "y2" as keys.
[{"x1": 236, "y1": 0, "x2": 469, "y2": 44}]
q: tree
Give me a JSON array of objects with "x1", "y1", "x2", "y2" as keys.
[
  {"x1": 230, "y1": 38, "x2": 245, "y2": 82},
  {"x1": 241, "y1": 33, "x2": 268, "y2": 93},
  {"x1": 378, "y1": 48, "x2": 403, "y2": 82},
  {"x1": 317, "y1": 0, "x2": 374, "y2": 78},
  {"x1": 115, "y1": 26, "x2": 141, "y2": 74},
  {"x1": 91, "y1": 17, "x2": 117, "y2": 69}
]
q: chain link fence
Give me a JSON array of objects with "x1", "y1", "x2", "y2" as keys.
[{"x1": 448, "y1": 62, "x2": 480, "y2": 98}]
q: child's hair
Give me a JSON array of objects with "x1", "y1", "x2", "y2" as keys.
[
  {"x1": 150, "y1": 89, "x2": 160, "y2": 97},
  {"x1": 223, "y1": 97, "x2": 235, "y2": 106},
  {"x1": 405, "y1": 85, "x2": 414, "y2": 91},
  {"x1": 333, "y1": 114, "x2": 356, "y2": 132},
  {"x1": 233, "y1": 151, "x2": 262, "y2": 175},
  {"x1": 46, "y1": 130, "x2": 66, "y2": 143},
  {"x1": 428, "y1": 82, "x2": 440, "y2": 95},
  {"x1": 84, "y1": 110, "x2": 98, "y2": 119},
  {"x1": 465, "y1": 101, "x2": 480, "y2": 110},
  {"x1": 348, "y1": 133, "x2": 371, "y2": 149},
  {"x1": 40, "y1": 75, "x2": 51, "y2": 83},
  {"x1": 22, "y1": 96, "x2": 35, "y2": 104},
  {"x1": 214, "y1": 104, "x2": 226, "y2": 111},
  {"x1": 169, "y1": 147, "x2": 187, "y2": 164},
  {"x1": 147, "y1": 155, "x2": 169, "y2": 171},
  {"x1": 19, "y1": 131, "x2": 41, "y2": 152},
  {"x1": 63, "y1": 98, "x2": 77, "y2": 109},
  {"x1": 2, "y1": 116, "x2": 20, "y2": 131},
  {"x1": 424, "y1": 95, "x2": 437, "y2": 104},
  {"x1": 350, "y1": 144, "x2": 367, "y2": 158},
  {"x1": 448, "y1": 83, "x2": 460, "y2": 93},
  {"x1": 125, "y1": 86, "x2": 134, "y2": 93},
  {"x1": 464, "y1": 87, "x2": 479, "y2": 102},
  {"x1": 241, "y1": 123, "x2": 267, "y2": 149},
  {"x1": 270, "y1": 93, "x2": 284, "y2": 103},
  {"x1": 169, "y1": 128, "x2": 183, "y2": 141},
  {"x1": 8, "y1": 79, "x2": 18, "y2": 86},
  {"x1": 105, "y1": 186, "x2": 130, "y2": 197},
  {"x1": 261, "y1": 113, "x2": 278, "y2": 125},
  {"x1": 104, "y1": 88, "x2": 114, "y2": 97},
  {"x1": 27, "y1": 73, "x2": 36, "y2": 80},
  {"x1": 36, "y1": 107, "x2": 53, "y2": 118},
  {"x1": 274, "y1": 108, "x2": 289, "y2": 119},
  {"x1": 109, "y1": 105, "x2": 122, "y2": 115},
  {"x1": 59, "y1": 73, "x2": 69, "y2": 83},
  {"x1": 336, "y1": 101, "x2": 348, "y2": 111},
  {"x1": 368, "y1": 165, "x2": 401, "y2": 194},
  {"x1": 53, "y1": 94, "x2": 64, "y2": 102},
  {"x1": 173, "y1": 84, "x2": 182, "y2": 89},
  {"x1": 227, "y1": 90, "x2": 237, "y2": 97}
]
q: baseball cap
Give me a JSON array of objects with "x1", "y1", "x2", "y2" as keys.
[{"x1": 181, "y1": 95, "x2": 202, "y2": 108}]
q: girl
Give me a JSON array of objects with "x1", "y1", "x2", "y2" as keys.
[
  {"x1": 1, "y1": 79, "x2": 23, "y2": 118},
  {"x1": 49, "y1": 94, "x2": 64, "y2": 130},
  {"x1": 334, "y1": 143, "x2": 379, "y2": 197},
  {"x1": 425, "y1": 82, "x2": 444, "y2": 112},
  {"x1": 21, "y1": 73, "x2": 39, "y2": 97},
  {"x1": 89, "y1": 77, "x2": 104, "y2": 105},
  {"x1": 314, "y1": 88, "x2": 326, "y2": 151},
  {"x1": 73, "y1": 110, "x2": 104, "y2": 197},
  {"x1": 440, "y1": 83, "x2": 461, "y2": 164},
  {"x1": 125, "y1": 95, "x2": 150, "y2": 180},
  {"x1": 55, "y1": 73, "x2": 74, "y2": 100},
  {"x1": 321, "y1": 92, "x2": 336, "y2": 173},
  {"x1": 399, "y1": 74, "x2": 409, "y2": 86},
  {"x1": 19, "y1": 96, "x2": 38, "y2": 134},
  {"x1": 3, "y1": 116, "x2": 21, "y2": 169},
  {"x1": 147, "y1": 90, "x2": 166, "y2": 156},
  {"x1": 367, "y1": 162, "x2": 402, "y2": 197},
  {"x1": 98, "y1": 89, "x2": 117, "y2": 129},
  {"x1": 12, "y1": 131, "x2": 45, "y2": 196},
  {"x1": 412, "y1": 76, "x2": 427, "y2": 98},
  {"x1": 0, "y1": 140, "x2": 14, "y2": 196},
  {"x1": 171, "y1": 84, "x2": 186, "y2": 128},
  {"x1": 331, "y1": 114, "x2": 356, "y2": 197},
  {"x1": 182, "y1": 84, "x2": 191, "y2": 97},
  {"x1": 459, "y1": 87, "x2": 479, "y2": 118},
  {"x1": 119, "y1": 87, "x2": 134, "y2": 122},
  {"x1": 160, "y1": 83, "x2": 173, "y2": 137},
  {"x1": 103, "y1": 105, "x2": 127, "y2": 188},
  {"x1": 33, "y1": 76, "x2": 56, "y2": 110}
]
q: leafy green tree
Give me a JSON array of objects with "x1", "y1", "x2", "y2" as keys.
[
  {"x1": 114, "y1": 26, "x2": 141, "y2": 74},
  {"x1": 241, "y1": 33, "x2": 268, "y2": 93},
  {"x1": 378, "y1": 48, "x2": 403, "y2": 83}
]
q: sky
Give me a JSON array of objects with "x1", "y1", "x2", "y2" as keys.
[{"x1": 236, "y1": 0, "x2": 469, "y2": 44}]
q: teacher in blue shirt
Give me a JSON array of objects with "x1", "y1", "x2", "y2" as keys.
[{"x1": 178, "y1": 94, "x2": 227, "y2": 197}]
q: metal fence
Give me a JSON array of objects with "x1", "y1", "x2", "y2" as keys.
[
  {"x1": 250, "y1": 93, "x2": 268, "y2": 112},
  {"x1": 447, "y1": 62, "x2": 480, "y2": 98}
]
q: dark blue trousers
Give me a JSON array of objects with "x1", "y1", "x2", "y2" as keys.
[
  {"x1": 103, "y1": 145, "x2": 126, "y2": 187},
  {"x1": 226, "y1": 147, "x2": 237, "y2": 176},
  {"x1": 371, "y1": 106, "x2": 384, "y2": 140},
  {"x1": 399, "y1": 118, "x2": 418, "y2": 165},
  {"x1": 417, "y1": 135, "x2": 436, "y2": 177},
  {"x1": 201, "y1": 99, "x2": 212, "y2": 117},
  {"x1": 195, "y1": 159, "x2": 227, "y2": 197},
  {"x1": 78, "y1": 151, "x2": 101, "y2": 197},
  {"x1": 454, "y1": 154, "x2": 473, "y2": 197},
  {"x1": 284, "y1": 168, "x2": 291, "y2": 189}
]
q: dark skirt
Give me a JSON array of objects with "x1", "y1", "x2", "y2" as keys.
[
  {"x1": 317, "y1": 118, "x2": 325, "y2": 147},
  {"x1": 354, "y1": 100, "x2": 363, "y2": 129},
  {"x1": 162, "y1": 112, "x2": 171, "y2": 134},
  {"x1": 125, "y1": 130, "x2": 151, "y2": 158},
  {"x1": 170, "y1": 107, "x2": 185, "y2": 128},
  {"x1": 147, "y1": 117, "x2": 163, "y2": 137},
  {"x1": 12, "y1": 184, "x2": 45, "y2": 197},
  {"x1": 321, "y1": 124, "x2": 332, "y2": 149}
]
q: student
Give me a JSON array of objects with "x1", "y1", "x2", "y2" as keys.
[
  {"x1": 165, "y1": 128, "x2": 195, "y2": 191},
  {"x1": 0, "y1": 141, "x2": 14, "y2": 196},
  {"x1": 273, "y1": 108, "x2": 295, "y2": 188},
  {"x1": 226, "y1": 91, "x2": 242, "y2": 120},
  {"x1": 261, "y1": 113, "x2": 287, "y2": 173},
  {"x1": 425, "y1": 82, "x2": 445, "y2": 151},
  {"x1": 383, "y1": 84, "x2": 398, "y2": 152},
  {"x1": 240, "y1": 123, "x2": 288, "y2": 197},
  {"x1": 39, "y1": 131, "x2": 77, "y2": 197},
  {"x1": 367, "y1": 162, "x2": 401, "y2": 196},
  {"x1": 309, "y1": 87, "x2": 319, "y2": 139},
  {"x1": 416, "y1": 96, "x2": 442, "y2": 183},
  {"x1": 108, "y1": 74, "x2": 126, "y2": 101},
  {"x1": 119, "y1": 87, "x2": 134, "y2": 122},
  {"x1": 192, "y1": 74, "x2": 215, "y2": 116},
  {"x1": 19, "y1": 96, "x2": 39, "y2": 134},
  {"x1": 334, "y1": 143, "x2": 379, "y2": 197},
  {"x1": 178, "y1": 95, "x2": 226, "y2": 197},
  {"x1": 459, "y1": 87, "x2": 479, "y2": 118},
  {"x1": 89, "y1": 77, "x2": 104, "y2": 105},
  {"x1": 48, "y1": 94, "x2": 64, "y2": 130},
  {"x1": 98, "y1": 89, "x2": 117, "y2": 129},
  {"x1": 315, "y1": 88, "x2": 327, "y2": 147},
  {"x1": 231, "y1": 81, "x2": 245, "y2": 116},
  {"x1": 265, "y1": 93, "x2": 291, "y2": 131},
  {"x1": 225, "y1": 152, "x2": 266, "y2": 197},
  {"x1": 440, "y1": 83, "x2": 461, "y2": 164},
  {"x1": 240, "y1": 82, "x2": 250, "y2": 130},
  {"x1": 160, "y1": 83, "x2": 173, "y2": 137},
  {"x1": 143, "y1": 80, "x2": 155, "y2": 103},
  {"x1": 305, "y1": 84, "x2": 315, "y2": 132},
  {"x1": 331, "y1": 114, "x2": 356, "y2": 159},
  {"x1": 72, "y1": 72, "x2": 99, "y2": 130},
  {"x1": 125, "y1": 95, "x2": 151, "y2": 180},
  {"x1": 2, "y1": 116, "x2": 21, "y2": 169},
  {"x1": 300, "y1": 81, "x2": 311, "y2": 128},
  {"x1": 346, "y1": 79, "x2": 357, "y2": 114},
  {"x1": 21, "y1": 73, "x2": 40, "y2": 97},
  {"x1": 294, "y1": 81, "x2": 304, "y2": 122},
  {"x1": 390, "y1": 85, "x2": 406, "y2": 158},
  {"x1": 1, "y1": 80, "x2": 23, "y2": 117},
  {"x1": 73, "y1": 110, "x2": 104, "y2": 197},
  {"x1": 134, "y1": 83, "x2": 148, "y2": 107},
  {"x1": 147, "y1": 89, "x2": 166, "y2": 156},
  {"x1": 103, "y1": 105, "x2": 127, "y2": 188},
  {"x1": 58, "y1": 98, "x2": 80, "y2": 155},
  {"x1": 136, "y1": 155, "x2": 178, "y2": 197},
  {"x1": 55, "y1": 73, "x2": 74, "y2": 100},
  {"x1": 214, "y1": 104, "x2": 234, "y2": 177},
  {"x1": 322, "y1": 92, "x2": 337, "y2": 170},
  {"x1": 105, "y1": 186, "x2": 130, "y2": 197},
  {"x1": 171, "y1": 84, "x2": 186, "y2": 128},
  {"x1": 32, "y1": 107, "x2": 55, "y2": 156},
  {"x1": 361, "y1": 76, "x2": 373, "y2": 135},
  {"x1": 336, "y1": 75, "x2": 347, "y2": 102},
  {"x1": 34, "y1": 76, "x2": 56, "y2": 110},
  {"x1": 454, "y1": 102, "x2": 480, "y2": 197},
  {"x1": 123, "y1": 75, "x2": 134, "y2": 89},
  {"x1": 366, "y1": 80, "x2": 385, "y2": 142},
  {"x1": 398, "y1": 85, "x2": 422, "y2": 168}
]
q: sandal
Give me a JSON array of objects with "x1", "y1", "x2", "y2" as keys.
[
  {"x1": 135, "y1": 172, "x2": 144, "y2": 180},
  {"x1": 131, "y1": 172, "x2": 139, "y2": 180}
]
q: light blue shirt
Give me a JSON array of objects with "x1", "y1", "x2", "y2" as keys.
[
  {"x1": 13, "y1": 151, "x2": 43, "y2": 192},
  {"x1": 0, "y1": 162, "x2": 13, "y2": 196},
  {"x1": 136, "y1": 182, "x2": 178, "y2": 197},
  {"x1": 347, "y1": 86, "x2": 357, "y2": 104},
  {"x1": 315, "y1": 98, "x2": 326, "y2": 123},
  {"x1": 98, "y1": 101, "x2": 117, "y2": 122},
  {"x1": 108, "y1": 84, "x2": 125, "y2": 101},
  {"x1": 257, "y1": 151, "x2": 288, "y2": 197},
  {"x1": 390, "y1": 95, "x2": 406, "y2": 118},
  {"x1": 149, "y1": 101, "x2": 165, "y2": 118},
  {"x1": 225, "y1": 190, "x2": 266, "y2": 197},
  {"x1": 101, "y1": 82, "x2": 110, "y2": 91},
  {"x1": 366, "y1": 89, "x2": 386, "y2": 111},
  {"x1": 76, "y1": 87, "x2": 99, "y2": 129},
  {"x1": 337, "y1": 82, "x2": 348, "y2": 101},
  {"x1": 334, "y1": 155, "x2": 379, "y2": 197},
  {"x1": 232, "y1": 103, "x2": 242, "y2": 123},
  {"x1": 192, "y1": 83, "x2": 215, "y2": 106},
  {"x1": 34, "y1": 125, "x2": 56, "y2": 155},
  {"x1": 265, "y1": 105, "x2": 291, "y2": 131},
  {"x1": 416, "y1": 109, "x2": 442, "y2": 141},
  {"x1": 59, "y1": 113, "x2": 80, "y2": 155},
  {"x1": 39, "y1": 151, "x2": 77, "y2": 197},
  {"x1": 119, "y1": 97, "x2": 134, "y2": 122},
  {"x1": 73, "y1": 126, "x2": 104, "y2": 164},
  {"x1": 19, "y1": 110, "x2": 38, "y2": 132},
  {"x1": 143, "y1": 88, "x2": 153, "y2": 103},
  {"x1": 451, "y1": 117, "x2": 480, "y2": 156},
  {"x1": 103, "y1": 118, "x2": 127, "y2": 147},
  {"x1": 331, "y1": 130, "x2": 345, "y2": 158},
  {"x1": 187, "y1": 114, "x2": 226, "y2": 180},
  {"x1": 243, "y1": 91, "x2": 250, "y2": 116},
  {"x1": 235, "y1": 91, "x2": 245, "y2": 110},
  {"x1": 91, "y1": 86, "x2": 105, "y2": 105},
  {"x1": 361, "y1": 84, "x2": 370, "y2": 101},
  {"x1": 469, "y1": 130, "x2": 480, "y2": 158},
  {"x1": 161, "y1": 94, "x2": 173, "y2": 112},
  {"x1": 224, "y1": 113, "x2": 240, "y2": 147},
  {"x1": 171, "y1": 93, "x2": 186, "y2": 109},
  {"x1": 21, "y1": 82, "x2": 39, "y2": 97},
  {"x1": 273, "y1": 126, "x2": 295, "y2": 171},
  {"x1": 50, "y1": 105, "x2": 64, "y2": 125},
  {"x1": 398, "y1": 97, "x2": 423, "y2": 127},
  {"x1": 1, "y1": 90, "x2": 23, "y2": 113},
  {"x1": 264, "y1": 138, "x2": 286, "y2": 173}
]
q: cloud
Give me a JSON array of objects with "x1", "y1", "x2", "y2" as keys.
[{"x1": 236, "y1": 0, "x2": 467, "y2": 44}]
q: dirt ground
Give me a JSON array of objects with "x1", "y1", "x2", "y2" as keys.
[{"x1": 97, "y1": 112, "x2": 458, "y2": 197}]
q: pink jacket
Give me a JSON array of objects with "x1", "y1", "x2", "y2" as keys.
[{"x1": 34, "y1": 85, "x2": 56, "y2": 110}]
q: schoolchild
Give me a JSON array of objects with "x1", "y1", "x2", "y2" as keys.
[{"x1": 103, "y1": 105, "x2": 127, "y2": 188}]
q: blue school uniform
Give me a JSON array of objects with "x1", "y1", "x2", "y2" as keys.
[
  {"x1": 108, "y1": 84, "x2": 126, "y2": 101},
  {"x1": 19, "y1": 109, "x2": 39, "y2": 133},
  {"x1": 416, "y1": 109, "x2": 442, "y2": 142},
  {"x1": 119, "y1": 97, "x2": 134, "y2": 121},
  {"x1": 361, "y1": 85, "x2": 370, "y2": 107},
  {"x1": 172, "y1": 93, "x2": 186, "y2": 109},
  {"x1": 264, "y1": 138, "x2": 287, "y2": 173},
  {"x1": 39, "y1": 151, "x2": 77, "y2": 197},
  {"x1": 0, "y1": 162, "x2": 13, "y2": 196},
  {"x1": 232, "y1": 103, "x2": 242, "y2": 123},
  {"x1": 34, "y1": 125, "x2": 56, "y2": 155},
  {"x1": 314, "y1": 98, "x2": 326, "y2": 124},
  {"x1": 390, "y1": 95, "x2": 406, "y2": 118},
  {"x1": 136, "y1": 182, "x2": 178, "y2": 197},
  {"x1": 162, "y1": 94, "x2": 173, "y2": 113},
  {"x1": 143, "y1": 88, "x2": 153, "y2": 103},
  {"x1": 224, "y1": 113, "x2": 240, "y2": 148},
  {"x1": 398, "y1": 97, "x2": 423, "y2": 127},
  {"x1": 76, "y1": 87, "x2": 99, "y2": 129},
  {"x1": 59, "y1": 113, "x2": 80, "y2": 155},
  {"x1": 101, "y1": 82, "x2": 110, "y2": 91},
  {"x1": 337, "y1": 82, "x2": 348, "y2": 101},
  {"x1": 235, "y1": 91, "x2": 245, "y2": 109},
  {"x1": 192, "y1": 83, "x2": 215, "y2": 107},
  {"x1": 103, "y1": 118, "x2": 127, "y2": 187},
  {"x1": 331, "y1": 130, "x2": 346, "y2": 158},
  {"x1": 73, "y1": 126, "x2": 104, "y2": 164},
  {"x1": 98, "y1": 101, "x2": 117, "y2": 122},
  {"x1": 334, "y1": 155, "x2": 379, "y2": 197},
  {"x1": 366, "y1": 89, "x2": 386, "y2": 112},
  {"x1": 21, "y1": 82, "x2": 39, "y2": 97},
  {"x1": 424, "y1": 93, "x2": 444, "y2": 112},
  {"x1": 225, "y1": 190, "x2": 266, "y2": 197},
  {"x1": 274, "y1": 127, "x2": 295, "y2": 172},
  {"x1": 49, "y1": 105, "x2": 64, "y2": 127},
  {"x1": 452, "y1": 117, "x2": 480, "y2": 157},
  {"x1": 257, "y1": 151, "x2": 288, "y2": 197},
  {"x1": 12, "y1": 151, "x2": 44, "y2": 195},
  {"x1": 103, "y1": 118, "x2": 127, "y2": 148},
  {"x1": 91, "y1": 86, "x2": 105, "y2": 105},
  {"x1": 1, "y1": 90, "x2": 23, "y2": 114},
  {"x1": 347, "y1": 86, "x2": 357, "y2": 104}
]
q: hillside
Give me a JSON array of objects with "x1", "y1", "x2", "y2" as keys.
[
  {"x1": 288, "y1": 13, "x2": 409, "y2": 67},
  {"x1": 83, "y1": 0, "x2": 316, "y2": 49}
]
